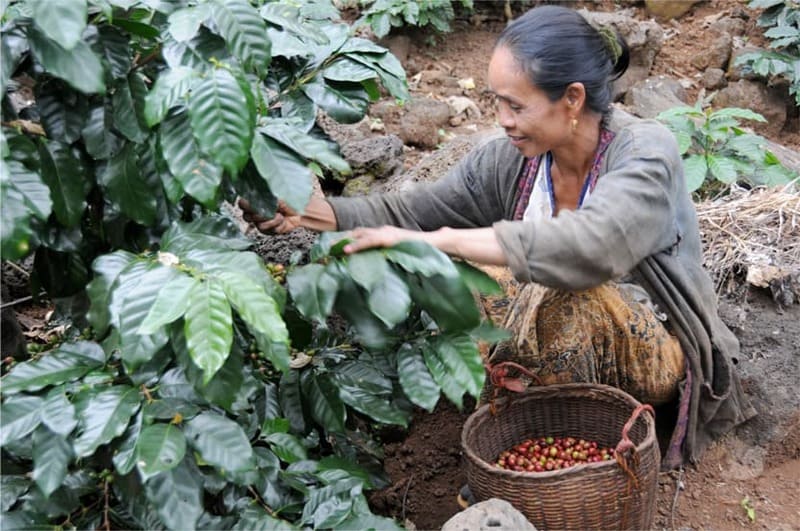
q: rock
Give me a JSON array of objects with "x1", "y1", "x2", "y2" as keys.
[
  {"x1": 701, "y1": 68, "x2": 727, "y2": 91},
  {"x1": 644, "y1": 0, "x2": 701, "y2": 20},
  {"x1": 624, "y1": 76, "x2": 688, "y2": 119},
  {"x1": 339, "y1": 134, "x2": 404, "y2": 179},
  {"x1": 397, "y1": 97, "x2": 452, "y2": 149},
  {"x1": 690, "y1": 30, "x2": 732, "y2": 71},
  {"x1": 714, "y1": 79, "x2": 788, "y2": 134},
  {"x1": 710, "y1": 16, "x2": 747, "y2": 37},
  {"x1": 342, "y1": 174, "x2": 376, "y2": 197},
  {"x1": 579, "y1": 10, "x2": 664, "y2": 100},
  {"x1": 441, "y1": 498, "x2": 537, "y2": 531}
]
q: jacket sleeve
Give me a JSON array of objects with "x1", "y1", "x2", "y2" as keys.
[
  {"x1": 328, "y1": 135, "x2": 523, "y2": 231},
  {"x1": 493, "y1": 121, "x2": 685, "y2": 290}
]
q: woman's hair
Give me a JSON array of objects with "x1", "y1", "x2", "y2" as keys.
[{"x1": 495, "y1": 5, "x2": 630, "y2": 115}]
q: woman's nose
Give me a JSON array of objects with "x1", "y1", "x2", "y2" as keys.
[{"x1": 496, "y1": 102, "x2": 514, "y2": 129}]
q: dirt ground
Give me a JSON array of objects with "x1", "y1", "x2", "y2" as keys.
[{"x1": 366, "y1": 2, "x2": 800, "y2": 530}]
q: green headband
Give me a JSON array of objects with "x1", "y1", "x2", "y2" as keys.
[{"x1": 597, "y1": 26, "x2": 622, "y2": 65}]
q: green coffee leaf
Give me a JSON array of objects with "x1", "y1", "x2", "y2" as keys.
[
  {"x1": 135, "y1": 423, "x2": 187, "y2": 481},
  {"x1": 28, "y1": 25, "x2": 104, "y2": 94},
  {"x1": 1, "y1": 340, "x2": 105, "y2": 394},
  {"x1": 184, "y1": 412, "x2": 253, "y2": 472},
  {"x1": 184, "y1": 279, "x2": 232, "y2": 384},
  {"x1": 32, "y1": 426, "x2": 73, "y2": 497},
  {"x1": 72, "y1": 385, "x2": 141, "y2": 457},
  {"x1": 250, "y1": 132, "x2": 313, "y2": 214},
  {"x1": 31, "y1": 0, "x2": 87, "y2": 50},
  {"x1": 0, "y1": 395, "x2": 44, "y2": 446},
  {"x1": 397, "y1": 343, "x2": 440, "y2": 412}
]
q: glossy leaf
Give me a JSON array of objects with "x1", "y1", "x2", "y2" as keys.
[
  {"x1": 72, "y1": 385, "x2": 141, "y2": 457},
  {"x1": 32, "y1": 426, "x2": 73, "y2": 497},
  {"x1": 422, "y1": 342, "x2": 464, "y2": 409},
  {"x1": 40, "y1": 387, "x2": 78, "y2": 436},
  {"x1": 91, "y1": 24, "x2": 132, "y2": 79},
  {"x1": 334, "y1": 275, "x2": 391, "y2": 349},
  {"x1": 336, "y1": 383, "x2": 409, "y2": 426},
  {"x1": 234, "y1": 505, "x2": 297, "y2": 530},
  {"x1": 162, "y1": 28, "x2": 230, "y2": 70},
  {"x1": 385, "y1": 240, "x2": 459, "y2": 277},
  {"x1": 160, "y1": 108, "x2": 223, "y2": 207},
  {"x1": 0, "y1": 395, "x2": 43, "y2": 446},
  {"x1": 112, "y1": 411, "x2": 143, "y2": 476},
  {"x1": 1, "y1": 340, "x2": 105, "y2": 394},
  {"x1": 31, "y1": 0, "x2": 86, "y2": 50},
  {"x1": 160, "y1": 216, "x2": 252, "y2": 254},
  {"x1": 184, "y1": 279, "x2": 232, "y2": 384},
  {"x1": 135, "y1": 423, "x2": 187, "y2": 481},
  {"x1": 38, "y1": 140, "x2": 86, "y2": 227},
  {"x1": 684, "y1": 154, "x2": 708, "y2": 192},
  {"x1": 278, "y1": 370, "x2": 306, "y2": 434},
  {"x1": 99, "y1": 143, "x2": 157, "y2": 225},
  {"x1": 707, "y1": 154, "x2": 739, "y2": 184},
  {"x1": 28, "y1": 25, "x2": 104, "y2": 94},
  {"x1": 189, "y1": 68, "x2": 254, "y2": 174},
  {"x1": 144, "y1": 66, "x2": 196, "y2": 127},
  {"x1": 138, "y1": 274, "x2": 199, "y2": 334},
  {"x1": 301, "y1": 76, "x2": 369, "y2": 124},
  {"x1": 453, "y1": 261, "x2": 503, "y2": 295},
  {"x1": 261, "y1": 121, "x2": 350, "y2": 174},
  {"x1": 264, "y1": 432, "x2": 307, "y2": 464},
  {"x1": 117, "y1": 265, "x2": 174, "y2": 371},
  {"x1": 218, "y1": 271, "x2": 289, "y2": 346},
  {"x1": 168, "y1": 4, "x2": 211, "y2": 42},
  {"x1": 144, "y1": 459, "x2": 203, "y2": 530},
  {"x1": 397, "y1": 343, "x2": 440, "y2": 412},
  {"x1": 323, "y1": 57, "x2": 378, "y2": 83},
  {"x1": 301, "y1": 372, "x2": 345, "y2": 433},
  {"x1": 82, "y1": 102, "x2": 123, "y2": 159},
  {"x1": 1, "y1": 476, "x2": 30, "y2": 512},
  {"x1": 37, "y1": 83, "x2": 87, "y2": 143},
  {"x1": 250, "y1": 132, "x2": 313, "y2": 214},
  {"x1": 184, "y1": 412, "x2": 253, "y2": 471},
  {"x1": 434, "y1": 335, "x2": 484, "y2": 397},
  {"x1": 367, "y1": 267, "x2": 411, "y2": 327},
  {"x1": 211, "y1": 0, "x2": 271, "y2": 76},
  {"x1": 112, "y1": 78, "x2": 148, "y2": 142},
  {"x1": 286, "y1": 263, "x2": 339, "y2": 324},
  {"x1": 86, "y1": 250, "x2": 138, "y2": 335},
  {"x1": 408, "y1": 273, "x2": 480, "y2": 332}
]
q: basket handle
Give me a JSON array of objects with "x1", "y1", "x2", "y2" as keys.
[
  {"x1": 485, "y1": 361, "x2": 542, "y2": 392},
  {"x1": 614, "y1": 403, "x2": 655, "y2": 456}
]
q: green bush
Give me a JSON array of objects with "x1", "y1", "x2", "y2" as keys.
[
  {"x1": 0, "y1": 0, "x2": 503, "y2": 528},
  {"x1": 734, "y1": 0, "x2": 800, "y2": 105},
  {"x1": 356, "y1": 0, "x2": 473, "y2": 39},
  {"x1": 656, "y1": 101, "x2": 797, "y2": 195}
]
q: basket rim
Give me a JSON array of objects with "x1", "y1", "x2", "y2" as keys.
[{"x1": 461, "y1": 383, "x2": 658, "y2": 479}]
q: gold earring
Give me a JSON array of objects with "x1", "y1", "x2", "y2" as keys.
[{"x1": 571, "y1": 118, "x2": 578, "y2": 133}]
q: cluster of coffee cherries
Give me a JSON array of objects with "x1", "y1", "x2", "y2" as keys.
[{"x1": 496, "y1": 436, "x2": 615, "y2": 473}]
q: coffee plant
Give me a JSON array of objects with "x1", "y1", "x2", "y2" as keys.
[
  {"x1": 0, "y1": 0, "x2": 504, "y2": 528},
  {"x1": 656, "y1": 101, "x2": 797, "y2": 195},
  {"x1": 356, "y1": 0, "x2": 473, "y2": 39},
  {"x1": 735, "y1": 0, "x2": 800, "y2": 105}
]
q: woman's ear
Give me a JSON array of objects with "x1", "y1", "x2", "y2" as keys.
[{"x1": 564, "y1": 83, "x2": 586, "y2": 111}]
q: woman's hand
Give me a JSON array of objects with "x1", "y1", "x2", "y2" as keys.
[
  {"x1": 342, "y1": 226, "x2": 424, "y2": 254},
  {"x1": 238, "y1": 197, "x2": 337, "y2": 234}
]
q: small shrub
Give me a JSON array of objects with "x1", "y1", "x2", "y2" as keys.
[
  {"x1": 656, "y1": 101, "x2": 797, "y2": 196},
  {"x1": 735, "y1": 0, "x2": 800, "y2": 105}
]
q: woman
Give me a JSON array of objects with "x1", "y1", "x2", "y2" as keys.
[{"x1": 241, "y1": 5, "x2": 755, "y2": 470}]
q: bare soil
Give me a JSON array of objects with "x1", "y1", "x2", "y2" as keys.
[{"x1": 366, "y1": 2, "x2": 800, "y2": 530}]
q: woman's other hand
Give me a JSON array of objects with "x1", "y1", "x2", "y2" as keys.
[{"x1": 238, "y1": 197, "x2": 337, "y2": 234}]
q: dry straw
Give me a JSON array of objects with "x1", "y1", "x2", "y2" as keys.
[{"x1": 695, "y1": 185, "x2": 800, "y2": 296}]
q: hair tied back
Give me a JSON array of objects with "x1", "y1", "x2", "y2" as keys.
[{"x1": 597, "y1": 26, "x2": 623, "y2": 65}]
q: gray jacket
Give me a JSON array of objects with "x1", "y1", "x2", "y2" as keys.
[{"x1": 329, "y1": 120, "x2": 756, "y2": 465}]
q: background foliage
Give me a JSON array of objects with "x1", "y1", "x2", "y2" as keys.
[
  {"x1": 656, "y1": 101, "x2": 797, "y2": 196},
  {"x1": 0, "y1": 0, "x2": 501, "y2": 528},
  {"x1": 735, "y1": 0, "x2": 800, "y2": 105}
]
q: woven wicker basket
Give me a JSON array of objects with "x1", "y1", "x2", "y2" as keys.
[{"x1": 462, "y1": 383, "x2": 660, "y2": 530}]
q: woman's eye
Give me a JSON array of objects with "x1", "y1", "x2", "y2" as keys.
[{"x1": 509, "y1": 104, "x2": 522, "y2": 112}]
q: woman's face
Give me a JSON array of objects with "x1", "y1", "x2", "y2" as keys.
[{"x1": 487, "y1": 45, "x2": 572, "y2": 158}]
